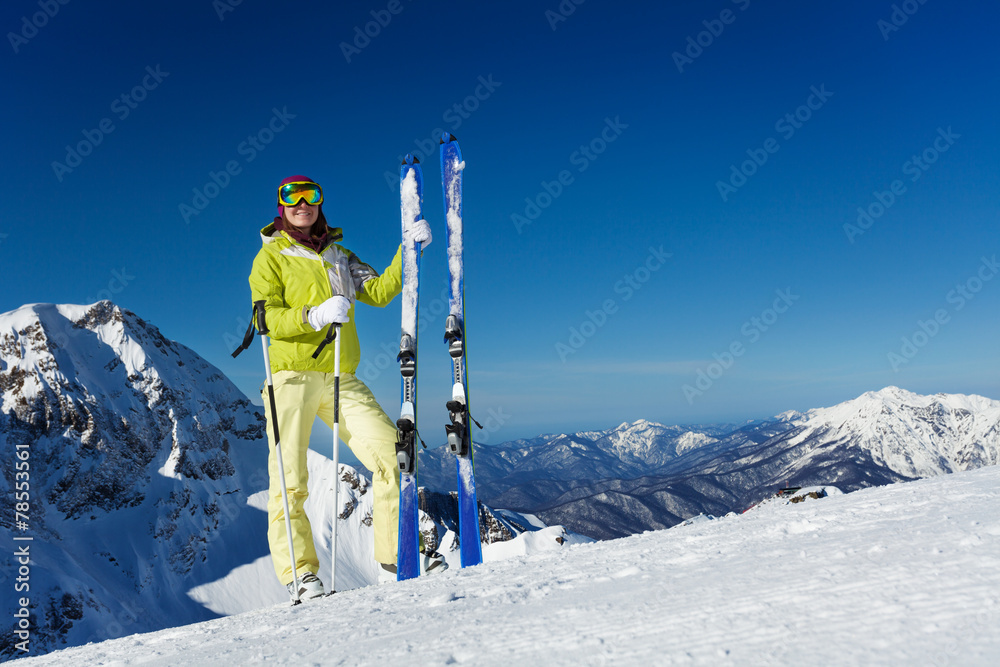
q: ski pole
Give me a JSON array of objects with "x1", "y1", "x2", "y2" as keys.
[
  {"x1": 254, "y1": 301, "x2": 301, "y2": 605},
  {"x1": 311, "y1": 319, "x2": 342, "y2": 593},
  {"x1": 330, "y1": 324, "x2": 341, "y2": 595}
]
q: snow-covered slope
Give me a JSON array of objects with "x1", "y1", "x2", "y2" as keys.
[{"x1": 16, "y1": 465, "x2": 1000, "y2": 665}]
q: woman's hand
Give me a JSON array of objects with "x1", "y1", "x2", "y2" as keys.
[
  {"x1": 403, "y1": 218, "x2": 432, "y2": 248},
  {"x1": 308, "y1": 295, "x2": 351, "y2": 330}
]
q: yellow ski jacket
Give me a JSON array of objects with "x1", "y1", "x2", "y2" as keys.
[{"x1": 249, "y1": 222, "x2": 403, "y2": 374}]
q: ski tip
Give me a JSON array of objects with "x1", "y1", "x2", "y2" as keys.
[
  {"x1": 440, "y1": 132, "x2": 457, "y2": 145},
  {"x1": 402, "y1": 154, "x2": 420, "y2": 166}
]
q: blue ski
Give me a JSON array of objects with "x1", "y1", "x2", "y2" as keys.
[
  {"x1": 395, "y1": 155, "x2": 423, "y2": 581},
  {"x1": 440, "y1": 133, "x2": 483, "y2": 568}
]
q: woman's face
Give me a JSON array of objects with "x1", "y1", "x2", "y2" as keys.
[{"x1": 284, "y1": 199, "x2": 319, "y2": 231}]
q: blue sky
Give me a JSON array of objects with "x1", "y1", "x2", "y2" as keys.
[{"x1": 3, "y1": 0, "x2": 998, "y2": 451}]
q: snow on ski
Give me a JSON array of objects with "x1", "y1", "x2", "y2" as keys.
[
  {"x1": 395, "y1": 155, "x2": 423, "y2": 581},
  {"x1": 440, "y1": 133, "x2": 483, "y2": 568}
]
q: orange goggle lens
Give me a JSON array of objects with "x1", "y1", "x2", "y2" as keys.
[{"x1": 278, "y1": 181, "x2": 323, "y2": 207}]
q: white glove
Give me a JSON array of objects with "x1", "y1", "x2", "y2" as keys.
[
  {"x1": 403, "y1": 218, "x2": 432, "y2": 248},
  {"x1": 308, "y1": 295, "x2": 350, "y2": 331}
]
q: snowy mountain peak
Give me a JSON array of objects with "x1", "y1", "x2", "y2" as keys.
[
  {"x1": 805, "y1": 386, "x2": 1000, "y2": 428},
  {"x1": 774, "y1": 409, "x2": 805, "y2": 422},
  {"x1": 864, "y1": 384, "x2": 917, "y2": 400},
  {"x1": 0, "y1": 301, "x2": 271, "y2": 656},
  {"x1": 603, "y1": 419, "x2": 704, "y2": 464},
  {"x1": 673, "y1": 430, "x2": 718, "y2": 455},
  {"x1": 620, "y1": 418, "x2": 660, "y2": 430},
  {"x1": 1, "y1": 301, "x2": 263, "y2": 510},
  {"x1": 788, "y1": 386, "x2": 1000, "y2": 478}
]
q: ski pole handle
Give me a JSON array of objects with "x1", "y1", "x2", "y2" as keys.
[{"x1": 254, "y1": 300, "x2": 269, "y2": 336}]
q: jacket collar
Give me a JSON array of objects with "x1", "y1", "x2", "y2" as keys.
[{"x1": 260, "y1": 222, "x2": 344, "y2": 250}]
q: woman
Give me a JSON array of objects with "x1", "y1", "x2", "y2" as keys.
[{"x1": 249, "y1": 175, "x2": 441, "y2": 601}]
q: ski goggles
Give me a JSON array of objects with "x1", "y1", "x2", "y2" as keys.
[{"x1": 278, "y1": 181, "x2": 323, "y2": 207}]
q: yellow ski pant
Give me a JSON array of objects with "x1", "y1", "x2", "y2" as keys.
[{"x1": 263, "y1": 370, "x2": 400, "y2": 585}]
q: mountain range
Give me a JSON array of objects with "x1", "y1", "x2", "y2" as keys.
[{"x1": 420, "y1": 387, "x2": 1000, "y2": 538}]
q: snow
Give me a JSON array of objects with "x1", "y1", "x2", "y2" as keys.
[
  {"x1": 802, "y1": 386, "x2": 1000, "y2": 430},
  {"x1": 774, "y1": 409, "x2": 804, "y2": 422},
  {"x1": 674, "y1": 430, "x2": 717, "y2": 455},
  {"x1": 184, "y1": 454, "x2": 383, "y2": 615},
  {"x1": 482, "y1": 525, "x2": 586, "y2": 561},
  {"x1": 18, "y1": 465, "x2": 1000, "y2": 666},
  {"x1": 443, "y1": 149, "x2": 464, "y2": 317},
  {"x1": 457, "y1": 453, "x2": 475, "y2": 494},
  {"x1": 745, "y1": 485, "x2": 845, "y2": 513},
  {"x1": 399, "y1": 167, "x2": 421, "y2": 337},
  {"x1": 783, "y1": 386, "x2": 1000, "y2": 478}
]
